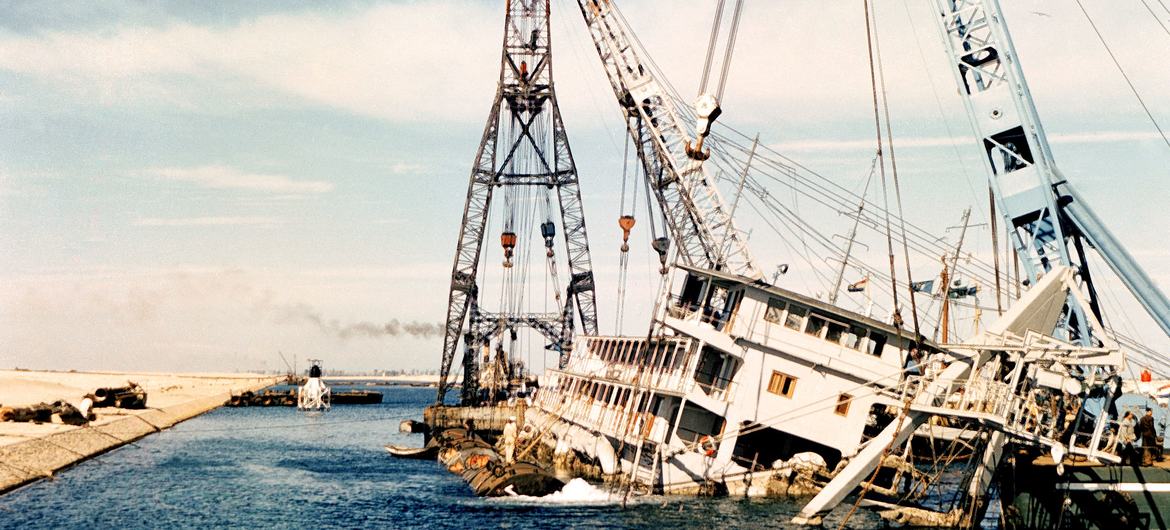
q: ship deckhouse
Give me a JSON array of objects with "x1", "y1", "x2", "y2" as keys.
[{"x1": 536, "y1": 264, "x2": 940, "y2": 493}]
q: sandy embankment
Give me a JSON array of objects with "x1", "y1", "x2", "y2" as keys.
[{"x1": 0, "y1": 369, "x2": 279, "y2": 494}]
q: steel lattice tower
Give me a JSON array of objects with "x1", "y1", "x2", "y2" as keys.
[{"x1": 436, "y1": 0, "x2": 598, "y2": 405}]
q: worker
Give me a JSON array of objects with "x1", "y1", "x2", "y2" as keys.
[
  {"x1": 1139, "y1": 407, "x2": 1158, "y2": 466},
  {"x1": 1105, "y1": 411, "x2": 1136, "y2": 462},
  {"x1": 502, "y1": 416, "x2": 518, "y2": 464}
]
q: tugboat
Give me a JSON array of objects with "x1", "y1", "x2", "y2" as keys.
[{"x1": 297, "y1": 359, "x2": 331, "y2": 411}]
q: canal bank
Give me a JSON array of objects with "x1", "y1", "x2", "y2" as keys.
[{"x1": 0, "y1": 370, "x2": 279, "y2": 494}]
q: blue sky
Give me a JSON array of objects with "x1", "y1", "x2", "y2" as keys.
[{"x1": 1, "y1": 0, "x2": 1168, "y2": 373}]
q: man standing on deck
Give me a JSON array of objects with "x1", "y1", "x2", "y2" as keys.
[
  {"x1": 502, "y1": 416, "x2": 518, "y2": 464},
  {"x1": 1139, "y1": 408, "x2": 1158, "y2": 466}
]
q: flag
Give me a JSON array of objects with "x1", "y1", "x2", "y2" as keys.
[
  {"x1": 846, "y1": 277, "x2": 868, "y2": 292},
  {"x1": 947, "y1": 285, "x2": 979, "y2": 299},
  {"x1": 911, "y1": 280, "x2": 934, "y2": 293}
]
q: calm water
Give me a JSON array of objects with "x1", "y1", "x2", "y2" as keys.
[{"x1": 0, "y1": 386, "x2": 884, "y2": 529}]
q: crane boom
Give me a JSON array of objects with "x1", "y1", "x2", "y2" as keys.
[
  {"x1": 574, "y1": 0, "x2": 761, "y2": 279},
  {"x1": 931, "y1": 0, "x2": 1170, "y2": 341}
]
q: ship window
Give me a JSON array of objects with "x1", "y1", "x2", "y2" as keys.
[
  {"x1": 767, "y1": 371, "x2": 797, "y2": 398},
  {"x1": 785, "y1": 305, "x2": 808, "y2": 331},
  {"x1": 845, "y1": 325, "x2": 868, "y2": 350},
  {"x1": 836, "y1": 394, "x2": 852, "y2": 416},
  {"x1": 825, "y1": 320, "x2": 848, "y2": 344},
  {"x1": 806, "y1": 313, "x2": 827, "y2": 338},
  {"x1": 867, "y1": 334, "x2": 887, "y2": 357},
  {"x1": 764, "y1": 298, "x2": 785, "y2": 324}
]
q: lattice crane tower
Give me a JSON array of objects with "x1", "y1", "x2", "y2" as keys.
[{"x1": 436, "y1": 0, "x2": 598, "y2": 405}]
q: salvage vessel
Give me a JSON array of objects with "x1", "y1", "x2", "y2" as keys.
[{"x1": 420, "y1": 1, "x2": 1170, "y2": 526}]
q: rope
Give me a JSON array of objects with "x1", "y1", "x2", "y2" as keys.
[
  {"x1": 870, "y1": 1, "x2": 923, "y2": 345},
  {"x1": 862, "y1": 0, "x2": 905, "y2": 333}
]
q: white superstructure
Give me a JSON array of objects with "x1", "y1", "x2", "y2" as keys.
[
  {"x1": 298, "y1": 359, "x2": 331, "y2": 411},
  {"x1": 532, "y1": 263, "x2": 932, "y2": 494}
]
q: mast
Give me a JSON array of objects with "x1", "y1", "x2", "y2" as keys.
[{"x1": 829, "y1": 172, "x2": 873, "y2": 305}]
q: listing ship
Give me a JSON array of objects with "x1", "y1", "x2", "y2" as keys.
[
  {"x1": 529, "y1": 263, "x2": 929, "y2": 495},
  {"x1": 423, "y1": 0, "x2": 1170, "y2": 527}
]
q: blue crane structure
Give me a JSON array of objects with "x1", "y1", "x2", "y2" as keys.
[{"x1": 932, "y1": 0, "x2": 1170, "y2": 344}]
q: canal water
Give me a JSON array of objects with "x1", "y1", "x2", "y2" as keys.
[{"x1": 1, "y1": 386, "x2": 885, "y2": 529}]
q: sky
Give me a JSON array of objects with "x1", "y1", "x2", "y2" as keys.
[{"x1": 1, "y1": 0, "x2": 1169, "y2": 374}]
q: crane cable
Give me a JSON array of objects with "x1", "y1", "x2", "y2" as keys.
[
  {"x1": 1073, "y1": 0, "x2": 1170, "y2": 152},
  {"x1": 616, "y1": 134, "x2": 634, "y2": 334},
  {"x1": 1138, "y1": 0, "x2": 1170, "y2": 39},
  {"x1": 697, "y1": 0, "x2": 744, "y2": 101}
]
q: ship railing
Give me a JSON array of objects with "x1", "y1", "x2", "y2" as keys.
[
  {"x1": 896, "y1": 375, "x2": 1123, "y2": 463},
  {"x1": 564, "y1": 336, "x2": 696, "y2": 396}
]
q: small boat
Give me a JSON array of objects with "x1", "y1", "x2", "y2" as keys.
[
  {"x1": 464, "y1": 461, "x2": 565, "y2": 497},
  {"x1": 332, "y1": 390, "x2": 383, "y2": 405},
  {"x1": 384, "y1": 443, "x2": 439, "y2": 460}
]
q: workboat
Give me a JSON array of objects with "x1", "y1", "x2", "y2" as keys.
[{"x1": 297, "y1": 359, "x2": 331, "y2": 411}]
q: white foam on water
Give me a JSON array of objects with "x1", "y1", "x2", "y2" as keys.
[{"x1": 496, "y1": 478, "x2": 631, "y2": 505}]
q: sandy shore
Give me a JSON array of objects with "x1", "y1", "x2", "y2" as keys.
[{"x1": 0, "y1": 369, "x2": 279, "y2": 494}]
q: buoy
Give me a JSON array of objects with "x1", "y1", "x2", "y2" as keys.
[
  {"x1": 1142, "y1": 369, "x2": 1153, "y2": 382},
  {"x1": 618, "y1": 215, "x2": 635, "y2": 252},
  {"x1": 699, "y1": 435, "x2": 717, "y2": 457},
  {"x1": 501, "y1": 231, "x2": 517, "y2": 268}
]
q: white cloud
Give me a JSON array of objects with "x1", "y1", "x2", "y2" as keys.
[
  {"x1": 390, "y1": 161, "x2": 426, "y2": 174},
  {"x1": 0, "y1": 0, "x2": 1165, "y2": 129},
  {"x1": 0, "y1": 2, "x2": 499, "y2": 122},
  {"x1": 134, "y1": 216, "x2": 283, "y2": 227},
  {"x1": 150, "y1": 165, "x2": 333, "y2": 193}
]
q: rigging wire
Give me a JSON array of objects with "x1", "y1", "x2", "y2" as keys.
[
  {"x1": 862, "y1": 0, "x2": 906, "y2": 332},
  {"x1": 1139, "y1": 0, "x2": 1170, "y2": 39},
  {"x1": 870, "y1": 0, "x2": 924, "y2": 343},
  {"x1": 1073, "y1": 0, "x2": 1170, "y2": 151}
]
